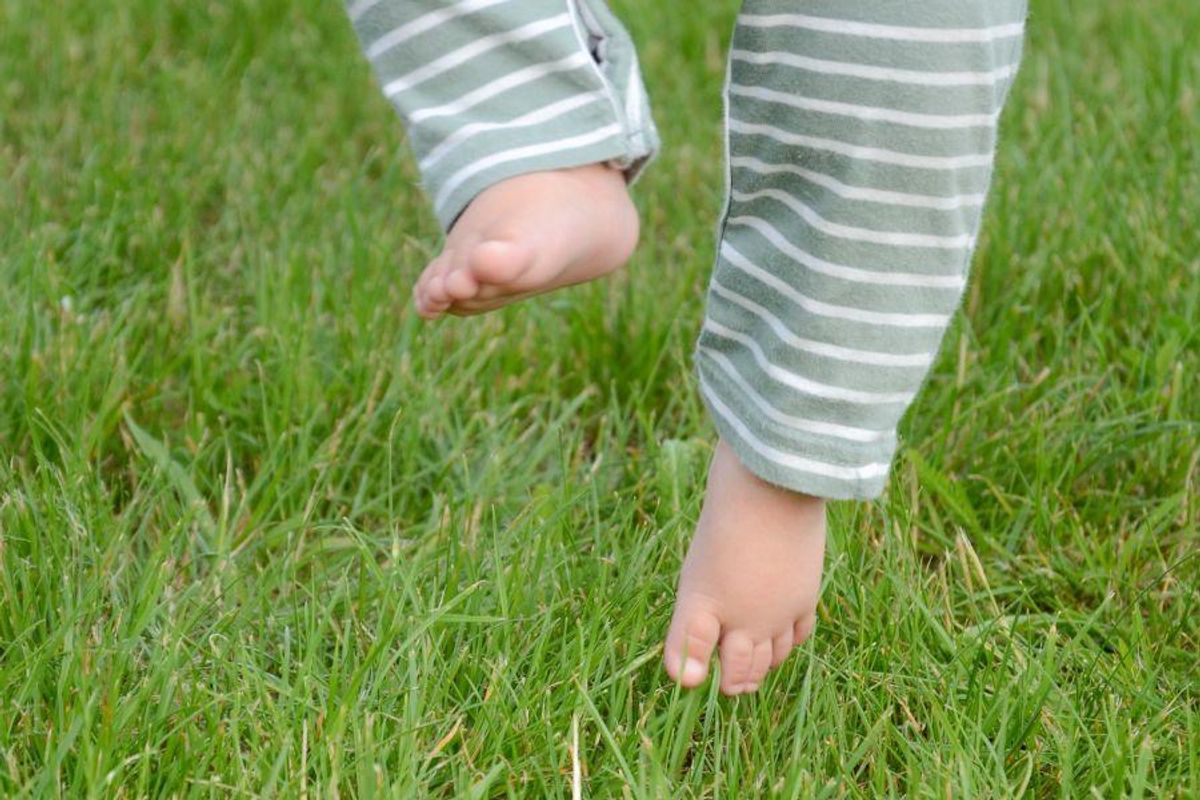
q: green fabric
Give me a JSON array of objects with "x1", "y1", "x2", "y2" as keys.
[
  {"x1": 697, "y1": 0, "x2": 1026, "y2": 498},
  {"x1": 344, "y1": 0, "x2": 1027, "y2": 500},
  {"x1": 346, "y1": 0, "x2": 659, "y2": 229}
]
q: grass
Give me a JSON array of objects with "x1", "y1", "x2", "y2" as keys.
[{"x1": 1, "y1": 0, "x2": 1197, "y2": 796}]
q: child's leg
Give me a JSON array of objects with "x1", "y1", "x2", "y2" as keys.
[
  {"x1": 345, "y1": 0, "x2": 658, "y2": 317},
  {"x1": 665, "y1": 0, "x2": 1027, "y2": 694}
]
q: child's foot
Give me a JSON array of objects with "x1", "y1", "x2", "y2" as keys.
[
  {"x1": 663, "y1": 439, "x2": 826, "y2": 695},
  {"x1": 413, "y1": 163, "x2": 639, "y2": 319}
]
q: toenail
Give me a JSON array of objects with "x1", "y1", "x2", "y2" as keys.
[{"x1": 682, "y1": 658, "x2": 706, "y2": 683}]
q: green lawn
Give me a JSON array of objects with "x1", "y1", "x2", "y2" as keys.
[{"x1": 1, "y1": 0, "x2": 1197, "y2": 796}]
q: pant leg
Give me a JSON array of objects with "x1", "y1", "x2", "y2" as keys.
[
  {"x1": 345, "y1": 0, "x2": 659, "y2": 229},
  {"x1": 696, "y1": 0, "x2": 1027, "y2": 499}
]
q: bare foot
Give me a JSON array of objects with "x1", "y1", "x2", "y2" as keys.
[
  {"x1": 663, "y1": 439, "x2": 826, "y2": 695},
  {"x1": 413, "y1": 163, "x2": 639, "y2": 319}
]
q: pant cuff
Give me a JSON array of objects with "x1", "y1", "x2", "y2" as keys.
[
  {"x1": 695, "y1": 349, "x2": 896, "y2": 500},
  {"x1": 349, "y1": 0, "x2": 659, "y2": 231}
]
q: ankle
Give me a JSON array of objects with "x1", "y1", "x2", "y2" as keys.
[{"x1": 717, "y1": 439, "x2": 824, "y2": 500}]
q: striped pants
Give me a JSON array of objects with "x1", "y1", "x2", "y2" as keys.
[{"x1": 346, "y1": 0, "x2": 1028, "y2": 499}]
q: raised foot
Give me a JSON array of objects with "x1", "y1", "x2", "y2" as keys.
[
  {"x1": 414, "y1": 163, "x2": 639, "y2": 319},
  {"x1": 663, "y1": 439, "x2": 826, "y2": 696}
]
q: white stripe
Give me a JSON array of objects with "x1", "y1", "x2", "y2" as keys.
[
  {"x1": 716, "y1": 48, "x2": 735, "y2": 257},
  {"x1": 348, "y1": 0, "x2": 381, "y2": 22},
  {"x1": 703, "y1": 319, "x2": 916, "y2": 404},
  {"x1": 435, "y1": 124, "x2": 622, "y2": 212},
  {"x1": 410, "y1": 52, "x2": 590, "y2": 124},
  {"x1": 708, "y1": 280, "x2": 935, "y2": 367},
  {"x1": 730, "y1": 156, "x2": 985, "y2": 210},
  {"x1": 625, "y1": 59, "x2": 642, "y2": 128},
  {"x1": 729, "y1": 118, "x2": 994, "y2": 170},
  {"x1": 366, "y1": 0, "x2": 514, "y2": 59},
  {"x1": 624, "y1": 59, "x2": 647, "y2": 153},
  {"x1": 420, "y1": 92, "x2": 603, "y2": 172},
  {"x1": 727, "y1": 216, "x2": 966, "y2": 289},
  {"x1": 383, "y1": 15, "x2": 573, "y2": 98},
  {"x1": 701, "y1": 384, "x2": 893, "y2": 482},
  {"x1": 731, "y1": 49, "x2": 1018, "y2": 87},
  {"x1": 732, "y1": 189, "x2": 974, "y2": 249},
  {"x1": 699, "y1": 356, "x2": 892, "y2": 444},
  {"x1": 730, "y1": 83, "x2": 998, "y2": 130},
  {"x1": 698, "y1": 358, "x2": 892, "y2": 443},
  {"x1": 721, "y1": 242, "x2": 950, "y2": 327},
  {"x1": 738, "y1": 13, "x2": 1025, "y2": 44}
]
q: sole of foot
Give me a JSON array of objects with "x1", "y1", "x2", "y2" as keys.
[
  {"x1": 413, "y1": 163, "x2": 639, "y2": 319},
  {"x1": 662, "y1": 439, "x2": 826, "y2": 696}
]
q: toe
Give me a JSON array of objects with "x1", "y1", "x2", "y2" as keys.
[
  {"x1": 663, "y1": 604, "x2": 721, "y2": 689},
  {"x1": 413, "y1": 267, "x2": 432, "y2": 316},
  {"x1": 442, "y1": 266, "x2": 480, "y2": 302},
  {"x1": 771, "y1": 629, "x2": 795, "y2": 668},
  {"x1": 794, "y1": 615, "x2": 816, "y2": 646},
  {"x1": 414, "y1": 286, "x2": 444, "y2": 319},
  {"x1": 718, "y1": 630, "x2": 755, "y2": 695},
  {"x1": 468, "y1": 239, "x2": 535, "y2": 288},
  {"x1": 744, "y1": 640, "x2": 772, "y2": 691},
  {"x1": 425, "y1": 272, "x2": 451, "y2": 309},
  {"x1": 415, "y1": 254, "x2": 453, "y2": 317}
]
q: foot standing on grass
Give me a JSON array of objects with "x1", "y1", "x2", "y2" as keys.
[{"x1": 344, "y1": 0, "x2": 1027, "y2": 696}]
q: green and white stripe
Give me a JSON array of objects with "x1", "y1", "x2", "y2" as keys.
[
  {"x1": 346, "y1": 0, "x2": 658, "y2": 229},
  {"x1": 345, "y1": 0, "x2": 1027, "y2": 500},
  {"x1": 697, "y1": 0, "x2": 1026, "y2": 499}
]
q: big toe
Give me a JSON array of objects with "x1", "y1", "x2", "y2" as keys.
[
  {"x1": 468, "y1": 238, "x2": 536, "y2": 289},
  {"x1": 663, "y1": 603, "x2": 721, "y2": 689}
]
